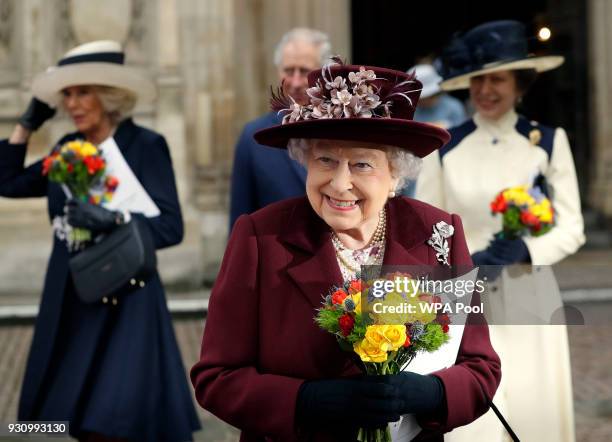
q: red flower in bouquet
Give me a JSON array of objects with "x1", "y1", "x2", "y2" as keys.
[
  {"x1": 403, "y1": 334, "x2": 411, "y2": 347},
  {"x1": 520, "y1": 211, "x2": 540, "y2": 229},
  {"x1": 338, "y1": 313, "x2": 355, "y2": 337},
  {"x1": 84, "y1": 155, "x2": 105, "y2": 174},
  {"x1": 42, "y1": 153, "x2": 58, "y2": 175},
  {"x1": 105, "y1": 175, "x2": 119, "y2": 191},
  {"x1": 490, "y1": 193, "x2": 507, "y2": 213},
  {"x1": 331, "y1": 288, "x2": 348, "y2": 305},
  {"x1": 348, "y1": 279, "x2": 362, "y2": 294}
]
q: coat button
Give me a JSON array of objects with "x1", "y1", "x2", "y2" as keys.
[
  {"x1": 139, "y1": 280, "x2": 145, "y2": 288},
  {"x1": 102, "y1": 296, "x2": 108, "y2": 304},
  {"x1": 130, "y1": 278, "x2": 136, "y2": 286},
  {"x1": 112, "y1": 297, "x2": 118, "y2": 306}
]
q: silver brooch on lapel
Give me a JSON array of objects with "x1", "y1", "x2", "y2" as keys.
[{"x1": 427, "y1": 221, "x2": 454, "y2": 266}]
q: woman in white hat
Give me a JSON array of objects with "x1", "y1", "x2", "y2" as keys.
[
  {"x1": 0, "y1": 41, "x2": 200, "y2": 441},
  {"x1": 416, "y1": 20, "x2": 584, "y2": 442}
]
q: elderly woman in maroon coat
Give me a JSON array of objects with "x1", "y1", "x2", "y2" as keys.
[{"x1": 191, "y1": 62, "x2": 501, "y2": 441}]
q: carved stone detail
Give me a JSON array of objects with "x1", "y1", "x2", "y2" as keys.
[
  {"x1": 57, "y1": 0, "x2": 77, "y2": 56},
  {"x1": 0, "y1": 0, "x2": 14, "y2": 62},
  {"x1": 125, "y1": 0, "x2": 151, "y2": 65}
]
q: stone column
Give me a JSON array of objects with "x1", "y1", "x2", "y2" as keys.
[
  {"x1": 588, "y1": 0, "x2": 612, "y2": 216},
  {"x1": 234, "y1": 0, "x2": 351, "y2": 127}
]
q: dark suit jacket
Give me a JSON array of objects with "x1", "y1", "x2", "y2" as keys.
[
  {"x1": 229, "y1": 111, "x2": 306, "y2": 230},
  {"x1": 191, "y1": 196, "x2": 501, "y2": 441}
]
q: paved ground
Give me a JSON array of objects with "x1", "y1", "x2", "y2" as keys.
[{"x1": 0, "y1": 312, "x2": 611, "y2": 442}]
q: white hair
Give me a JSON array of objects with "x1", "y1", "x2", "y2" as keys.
[
  {"x1": 94, "y1": 86, "x2": 137, "y2": 124},
  {"x1": 287, "y1": 138, "x2": 423, "y2": 191},
  {"x1": 273, "y1": 28, "x2": 333, "y2": 67}
]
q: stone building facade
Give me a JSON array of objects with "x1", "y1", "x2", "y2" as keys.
[
  {"x1": 1, "y1": 0, "x2": 611, "y2": 297},
  {"x1": 0, "y1": 0, "x2": 350, "y2": 294}
]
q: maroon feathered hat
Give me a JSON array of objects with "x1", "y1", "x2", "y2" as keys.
[{"x1": 254, "y1": 60, "x2": 450, "y2": 158}]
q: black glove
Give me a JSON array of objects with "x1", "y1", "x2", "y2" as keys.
[
  {"x1": 471, "y1": 250, "x2": 501, "y2": 266},
  {"x1": 382, "y1": 372, "x2": 445, "y2": 414},
  {"x1": 488, "y1": 236, "x2": 530, "y2": 264},
  {"x1": 65, "y1": 198, "x2": 121, "y2": 232},
  {"x1": 471, "y1": 251, "x2": 504, "y2": 282},
  {"x1": 18, "y1": 98, "x2": 56, "y2": 131},
  {"x1": 296, "y1": 378, "x2": 404, "y2": 429}
]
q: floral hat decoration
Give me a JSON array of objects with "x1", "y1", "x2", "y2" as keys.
[{"x1": 254, "y1": 58, "x2": 450, "y2": 158}]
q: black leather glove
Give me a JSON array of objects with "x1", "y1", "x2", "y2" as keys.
[
  {"x1": 472, "y1": 250, "x2": 507, "y2": 282},
  {"x1": 471, "y1": 250, "x2": 501, "y2": 266},
  {"x1": 18, "y1": 98, "x2": 56, "y2": 131},
  {"x1": 296, "y1": 378, "x2": 404, "y2": 429},
  {"x1": 66, "y1": 198, "x2": 121, "y2": 232},
  {"x1": 382, "y1": 372, "x2": 445, "y2": 414},
  {"x1": 488, "y1": 236, "x2": 530, "y2": 264}
]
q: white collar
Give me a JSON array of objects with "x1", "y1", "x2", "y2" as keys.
[{"x1": 473, "y1": 109, "x2": 518, "y2": 144}]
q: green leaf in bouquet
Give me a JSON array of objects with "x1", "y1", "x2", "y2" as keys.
[
  {"x1": 346, "y1": 314, "x2": 367, "y2": 344},
  {"x1": 501, "y1": 206, "x2": 524, "y2": 238},
  {"x1": 413, "y1": 323, "x2": 449, "y2": 352},
  {"x1": 315, "y1": 308, "x2": 342, "y2": 333},
  {"x1": 534, "y1": 224, "x2": 553, "y2": 236}
]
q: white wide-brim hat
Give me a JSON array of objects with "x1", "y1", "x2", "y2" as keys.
[{"x1": 31, "y1": 40, "x2": 156, "y2": 105}]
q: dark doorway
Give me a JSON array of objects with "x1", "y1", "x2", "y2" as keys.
[{"x1": 351, "y1": 0, "x2": 590, "y2": 197}]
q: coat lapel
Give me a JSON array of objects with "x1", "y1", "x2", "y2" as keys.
[
  {"x1": 383, "y1": 197, "x2": 433, "y2": 266},
  {"x1": 112, "y1": 118, "x2": 138, "y2": 153},
  {"x1": 280, "y1": 200, "x2": 344, "y2": 309}
]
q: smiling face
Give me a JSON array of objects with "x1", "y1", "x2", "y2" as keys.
[
  {"x1": 61, "y1": 85, "x2": 112, "y2": 142},
  {"x1": 469, "y1": 70, "x2": 520, "y2": 121},
  {"x1": 305, "y1": 139, "x2": 399, "y2": 242}
]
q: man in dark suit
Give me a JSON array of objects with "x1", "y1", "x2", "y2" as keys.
[{"x1": 229, "y1": 28, "x2": 332, "y2": 230}]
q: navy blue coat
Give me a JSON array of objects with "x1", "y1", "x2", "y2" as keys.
[
  {"x1": 229, "y1": 112, "x2": 306, "y2": 230},
  {"x1": 0, "y1": 119, "x2": 200, "y2": 441}
]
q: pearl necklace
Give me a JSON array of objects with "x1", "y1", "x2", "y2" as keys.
[{"x1": 331, "y1": 208, "x2": 387, "y2": 279}]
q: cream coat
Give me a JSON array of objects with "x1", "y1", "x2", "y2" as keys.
[{"x1": 416, "y1": 109, "x2": 583, "y2": 442}]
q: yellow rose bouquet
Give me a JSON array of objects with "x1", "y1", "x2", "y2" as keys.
[{"x1": 315, "y1": 275, "x2": 450, "y2": 442}]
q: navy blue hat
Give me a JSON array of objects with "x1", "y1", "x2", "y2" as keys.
[{"x1": 437, "y1": 20, "x2": 564, "y2": 91}]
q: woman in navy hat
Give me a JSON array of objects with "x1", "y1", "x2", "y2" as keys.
[
  {"x1": 416, "y1": 20, "x2": 583, "y2": 441},
  {"x1": 191, "y1": 61, "x2": 501, "y2": 441},
  {"x1": 0, "y1": 41, "x2": 200, "y2": 441}
]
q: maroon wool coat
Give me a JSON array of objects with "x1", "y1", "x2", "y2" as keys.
[{"x1": 191, "y1": 196, "x2": 501, "y2": 441}]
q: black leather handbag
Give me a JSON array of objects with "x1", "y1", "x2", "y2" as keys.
[{"x1": 69, "y1": 217, "x2": 157, "y2": 303}]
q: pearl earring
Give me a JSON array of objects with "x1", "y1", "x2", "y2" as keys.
[{"x1": 389, "y1": 191, "x2": 396, "y2": 198}]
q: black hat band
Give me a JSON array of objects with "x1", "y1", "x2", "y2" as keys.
[{"x1": 58, "y1": 51, "x2": 125, "y2": 66}]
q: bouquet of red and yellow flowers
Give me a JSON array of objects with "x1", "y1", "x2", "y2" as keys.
[
  {"x1": 42, "y1": 140, "x2": 118, "y2": 244},
  {"x1": 490, "y1": 185, "x2": 554, "y2": 240},
  {"x1": 316, "y1": 276, "x2": 450, "y2": 442}
]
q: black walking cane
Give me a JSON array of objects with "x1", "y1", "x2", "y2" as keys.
[{"x1": 489, "y1": 401, "x2": 520, "y2": 442}]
